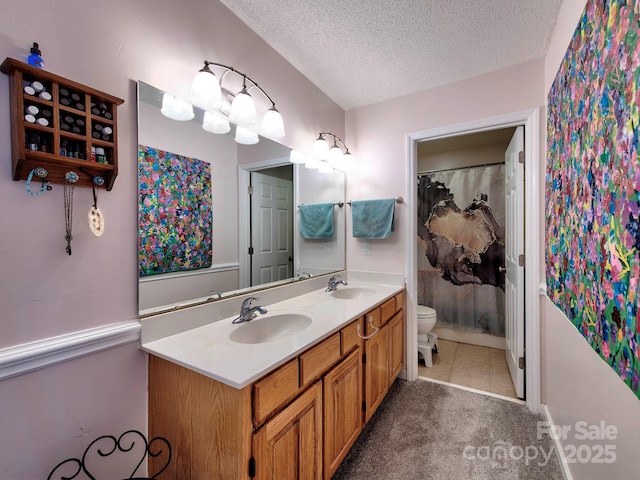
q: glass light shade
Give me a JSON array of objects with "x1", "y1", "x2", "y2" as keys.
[
  {"x1": 202, "y1": 111, "x2": 230, "y2": 134},
  {"x1": 289, "y1": 150, "x2": 307, "y2": 164},
  {"x1": 161, "y1": 93, "x2": 194, "y2": 121},
  {"x1": 190, "y1": 69, "x2": 222, "y2": 110},
  {"x1": 328, "y1": 145, "x2": 343, "y2": 166},
  {"x1": 340, "y1": 151, "x2": 356, "y2": 172},
  {"x1": 229, "y1": 89, "x2": 257, "y2": 126},
  {"x1": 311, "y1": 136, "x2": 330, "y2": 160},
  {"x1": 235, "y1": 125, "x2": 259, "y2": 145},
  {"x1": 260, "y1": 107, "x2": 285, "y2": 137}
]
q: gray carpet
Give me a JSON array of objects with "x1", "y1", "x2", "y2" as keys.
[{"x1": 332, "y1": 379, "x2": 564, "y2": 480}]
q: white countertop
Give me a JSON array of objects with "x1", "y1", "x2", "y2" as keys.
[{"x1": 140, "y1": 280, "x2": 403, "y2": 389}]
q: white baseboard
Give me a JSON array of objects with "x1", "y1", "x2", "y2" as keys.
[
  {"x1": 0, "y1": 321, "x2": 141, "y2": 381},
  {"x1": 543, "y1": 404, "x2": 574, "y2": 480}
]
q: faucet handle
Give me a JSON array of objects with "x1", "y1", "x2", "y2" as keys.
[
  {"x1": 242, "y1": 296, "x2": 260, "y2": 308},
  {"x1": 329, "y1": 274, "x2": 341, "y2": 282}
]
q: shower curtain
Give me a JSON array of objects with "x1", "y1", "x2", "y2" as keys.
[{"x1": 417, "y1": 165, "x2": 506, "y2": 336}]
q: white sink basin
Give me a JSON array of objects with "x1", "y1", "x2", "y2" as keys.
[
  {"x1": 228, "y1": 313, "x2": 313, "y2": 344},
  {"x1": 331, "y1": 287, "x2": 376, "y2": 300}
]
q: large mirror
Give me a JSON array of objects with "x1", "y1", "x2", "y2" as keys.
[{"x1": 137, "y1": 82, "x2": 345, "y2": 315}]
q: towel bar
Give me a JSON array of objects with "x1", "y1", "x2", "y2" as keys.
[
  {"x1": 347, "y1": 196, "x2": 403, "y2": 206},
  {"x1": 297, "y1": 201, "x2": 344, "y2": 208}
]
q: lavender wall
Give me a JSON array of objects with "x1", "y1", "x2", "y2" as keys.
[
  {"x1": 344, "y1": 58, "x2": 544, "y2": 273},
  {"x1": 0, "y1": 0, "x2": 343, "y2": 477}
]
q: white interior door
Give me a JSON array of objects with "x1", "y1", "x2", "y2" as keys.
[
  {"x1": 250, "y1": 172, "x2": 293, "y2": 285},
  {"x1": 505, "y1": 126, "x2": 525, "y2": 399}
]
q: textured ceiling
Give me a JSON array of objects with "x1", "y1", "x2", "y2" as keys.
[{"x1": 220, "y1": 0, "x2": 563, "y2": 110}]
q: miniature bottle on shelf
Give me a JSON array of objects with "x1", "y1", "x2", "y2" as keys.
[
  {"x1": 40, "y1": 136, "x2": 50, "y2": 153},
  {"x1": 27, "y1": 132, "x2": 39, "y2": 151},
  {"x1": 25, "y1": 105, "x2": 39, "y2": 116},
  {"x1": 59, "y1": 88, "x2": 72, "y2": 106},
  {"x1": 95, "y1": 147, "x2": 107, "y2": 164},
  {"x1": 27, "y1": 42, "x2": 44, "y2": 69}
]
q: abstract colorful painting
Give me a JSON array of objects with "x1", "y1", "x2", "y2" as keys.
[
  {"x1": 546, "y1": 0, "x2": 640, "y2": 398},
  {"x1": 138, "y1": 145, "x2": 212, "y2": 276}
]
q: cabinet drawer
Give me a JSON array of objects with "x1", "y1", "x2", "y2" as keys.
[
  {"x1": 395, "y1": 290, "x2": 405, "y2": 311},
  {"x1": 364, "y1": 307, "x2": 381, "y2": 336},
  {"x1": 380, "y1": 297, "x2": 397, "y2": 324},
  {"x1": 364, "y1": 307, "x2": 381, "y2": 335},
  {"x1": 253, "y1": 358, "x2": 299, "y2": 427},
  {"x1": 341, "y1": 317, "x2": 364, "y2": 355},
  {"x1": 299, "y1": 333, "x2": 341, "y2": 387}
]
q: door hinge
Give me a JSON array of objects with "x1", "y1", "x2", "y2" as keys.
[
  {"x1": 518, "y1": 356, "x2": 525, "y2": 369},
  {"x1": 248, "y1": 457, "x2": 256, "y2": 478},
  {"x1": 248, "y1": 246, "x2": 254, "y2": 255},
  {"x1": 518, "y1": 254, "x2": 525, "y2": 267},
  {"x1": 518, "y1": 151, "x2": 525, "y2": 164},
  {"x1": 248, "y1": 185, "x2": 254, "y2": 195}
]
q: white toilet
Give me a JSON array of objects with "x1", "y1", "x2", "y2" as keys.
[{"x1": 417, "y1": 305, "x2": 438, "y2": 367}]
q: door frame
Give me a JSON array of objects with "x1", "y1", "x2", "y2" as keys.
[
  {"x1": 238, "y1": 156, "x2": 293, "y2": 289},
  {"x1": 405, "y1": 108, "x2": 541, "y2": 413}
]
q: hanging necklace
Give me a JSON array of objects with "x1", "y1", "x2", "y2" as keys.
[
  {"x1": 64, "y1": 171, "x2": 79, "y2": 255},
  {"x1": 89, "y1": 176, "x2": 105, "y2": 236},
  {"x1": 25, "y1": 167, "x2": 52, "y2": 196}
]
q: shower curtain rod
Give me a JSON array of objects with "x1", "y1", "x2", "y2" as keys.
[{"x1": 417, "y1": 160, "x2": 504, "y2": 177}]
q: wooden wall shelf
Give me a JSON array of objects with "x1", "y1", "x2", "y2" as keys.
[{"x1": 1, "y1": 58, "x2": 124, "y2": 190}]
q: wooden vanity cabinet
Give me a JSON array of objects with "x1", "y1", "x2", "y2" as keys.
[
  {"x1": 363, "y1": 291, "x2": 405, "y2": 423},
  {"x1": 323, "y1": 347, "x2": 363, "y2": 479},
  {"x1": 147, "y1": 290, "x2": 405, "y2": 480},
  {"x1": 388, "y1": 310, "x2": 405, "y2": 382},
  {"x1": 364, "y1": 324, "x2": 389, "y2": 423},
  {"x1": 148, "y1": 356, "x2": 253, "y2": 479},
  {"x1": 253, "y1": 381, "x2": 323, "y2": 480}
]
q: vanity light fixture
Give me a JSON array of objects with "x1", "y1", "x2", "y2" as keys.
[
  {"x1": 235, "y1": 125, "x2": 259, "y2": 145},
  {"x1": 161, "y1": 93, "x2": 195, "y2": 121},
  {"x1": 291, "y1": 132, "x2": 355, "y2": 172},
  {"x1": 190, "y1": 61, "x2": 285, "y2": 140},
  {"x1": 202, "y1": 111, "x2": 230, "y2": 134}
]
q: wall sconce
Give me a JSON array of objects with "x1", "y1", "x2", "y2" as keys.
[
  {"x1": 290, "y1": 132, "x2": 355, "y2": 172},
  {"x1": 189, "y1": 61, "x2": 285, "y2": 141}
]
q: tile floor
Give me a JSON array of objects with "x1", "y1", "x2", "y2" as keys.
[{"x1": 418, "y1": 339, "x2": 518, "y2": 399}]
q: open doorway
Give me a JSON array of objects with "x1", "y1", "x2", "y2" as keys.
[
  {"x1": 415, "y1": 127, "x2": 523, "y2": 399},
  {"x1": 405, "y1": 109, "x2": 542, "y2": 413}
]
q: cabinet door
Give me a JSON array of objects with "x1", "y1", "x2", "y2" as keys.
[
  {"x1": 364, "y1": 326, "x2": 389, "y2": 423},
  {"x1": 323, "y1": 348, "x2": 363, "y2": 479},
  {"x1": 253, "y1": 381, "x2": 323, "y2": 480},
  {"x1": 388, "y1": 310, "x2": 405, "y2": 383}
]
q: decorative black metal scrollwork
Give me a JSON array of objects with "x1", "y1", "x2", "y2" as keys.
[{"x1": 47, "y1": 430, "x2": 171, "y2": 480}]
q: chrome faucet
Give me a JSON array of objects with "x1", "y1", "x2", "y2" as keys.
[
  {"x1": 233, "y1": 297, "x2": 267, "y2": 324},
  {"x1": 326, "y1": 274, "x2": 348, "y2": 292}
]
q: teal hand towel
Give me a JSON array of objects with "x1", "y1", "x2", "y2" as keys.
[
  {"x1": 299, "y1": 203, "x2": 335, "y2": 239},
  {"x1": 351, "y1": 199, "x2": 395, "y2": 239}
]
